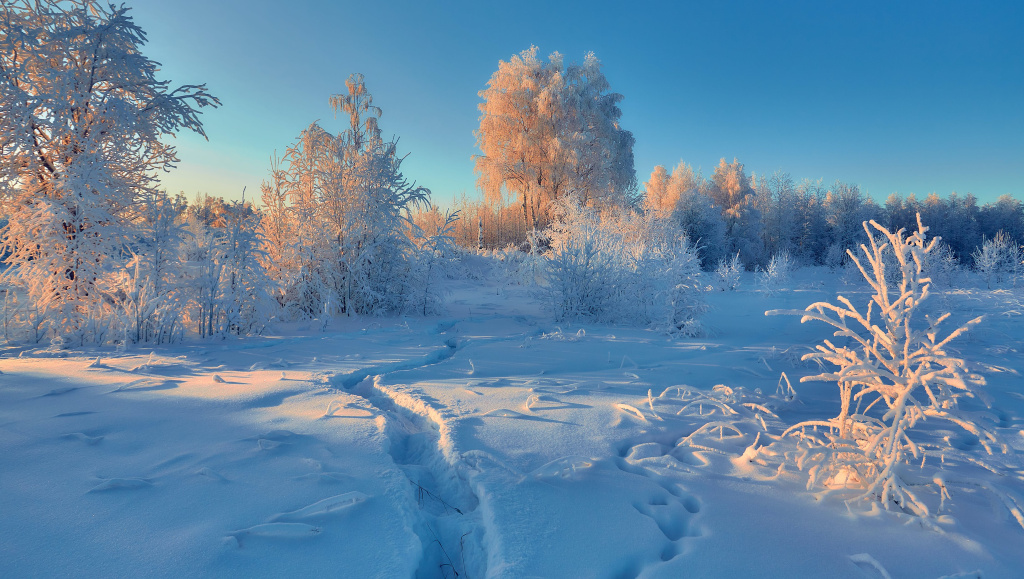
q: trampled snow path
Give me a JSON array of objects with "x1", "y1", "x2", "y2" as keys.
[{"x1": 341, "y1": 370, "x2": 488, "y2": 578}]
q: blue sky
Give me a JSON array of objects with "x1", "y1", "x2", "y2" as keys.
[{"x1": 128, "y1": 0, "x2": 1023, "y2": 206}]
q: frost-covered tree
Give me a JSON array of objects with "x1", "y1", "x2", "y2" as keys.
[
  {"x1": 979, "y1": 195, "x2": 1024, "y2": 245},
  {"x1": 220, "y1": 199, "x2": 274, "y2": 336},
  {"x1": 823, "y1": 181, "x2": 878, "y2": 267},
  {"x1": 791, "y1": 179, "x2": 830, "y2": 265},
  {"x1": 709, "y1": 158, "x2": 763, "y2": 268},
  {"x1": 642, "y1": 161, "x2": 724, "y2": 269},
  {"x1": 753, "y1": 171, "x2": 799, "y2": 258},
  {"x1": 475, "y1": 47, "x2": 635, "y2": 232},
  {"x1": 118, "y1": 191, "x2": 187, "y2": 344},
  {"x1": 0, "y1": 0, "x2": 218, "y2": 344},
  {"x1": 642, "y1": 165, "x2": 671, "y2": 214},
  {"x1": 180, "y1": 215, "x2": 222, "y2": 339},
  {"x1": 258, "y1": 154, "x2": 295, "y2": 306},
  {"x1": 672, "y1": 187, "x2": 727, "y2": 270},
  {"x1": 263, "y1": 74, "x2": 430, "y2": 319}
]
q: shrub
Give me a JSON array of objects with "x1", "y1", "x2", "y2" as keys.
[
  {"x1": 544, "y1": 198, "x2": 707, "y2": 335},
  {"x1": 757, "y1": 251, "x2": 794, "y2": 293},
  {"x1": 769, "y1": 216, "x2": 1005, "y2": 518},
  {"x1": 715, "y1": 253, "x2": 742, "y2": 291},
  {"x1": 972, "y1": 231, "x2": 1021, "y2": 289}
]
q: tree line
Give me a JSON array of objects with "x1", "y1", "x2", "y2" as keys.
[{"x1": 0, "y1": 4, "x2": 1019, "y2": 347}]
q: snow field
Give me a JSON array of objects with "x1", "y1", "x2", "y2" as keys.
[{"x1": 1, "y1": 269, "x2": 1023, "y2": 577}]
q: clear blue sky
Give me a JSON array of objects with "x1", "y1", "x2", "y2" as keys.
[{"x1": 128, "y1": 0, "x2": 1023, "y2": 206}]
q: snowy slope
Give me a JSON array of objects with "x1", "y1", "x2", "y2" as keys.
[{"x1": 1, "y1": 269, "x2": 1022, "y2": 578}]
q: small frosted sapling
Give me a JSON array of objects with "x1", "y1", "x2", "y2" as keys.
[{"x1": 768, "y1": 216, "x2": 1007, "y2": 519}]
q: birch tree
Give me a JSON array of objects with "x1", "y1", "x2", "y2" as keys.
[
  {"x1": 0, "y1": 0, "x2": 218, "y2": 344},
  {"x1": 475, "y1": 47, "x2": 635, "y2": 233}
]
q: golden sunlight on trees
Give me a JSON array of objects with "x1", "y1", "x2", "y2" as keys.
[
  {"x1": 474, "y1": 46, "x2": 636, "y2": 234},
  {"x1": 257, "y1": 74, "x2": 430, "y2": 318},
  {"x1": 0, "y1": 0, "x2": 219, "y2": 345}
]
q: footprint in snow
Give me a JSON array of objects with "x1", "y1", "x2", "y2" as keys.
[
  {"x1": 42, "y1": 386, "x2": 80, "y2": 397},
  {"x1": 323, "y1": 399, "x2": 374, "y2": 418},
  {"x1": 270, "y1": 491, "x2": 368, "y2": 522},
  {"x1": 61, "y1": 432, "x2": 104, "y2": 445},
  {"x1": 196, "y1": 467, "x2": 230, "y2": 482},
  {"x1": 848, "y1": 553, "x2": 892, "y2": 579},
  {"x1": 88, "y1": 478, "x2": 153, "y2": 492},
  {"x1": 226, "y1": 522, "x2": 321, "y2": 548},
  {"x1": 633, "y1": 497, "x2": 699, "y2": 542},
  {"x1": 255, "y1": 429, "x2": 302, "y2": 451},
  {"x1": 531, "y1": 456, "x2": 595, "y2": 481}
]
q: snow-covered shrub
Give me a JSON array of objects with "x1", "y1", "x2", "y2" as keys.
[
  {"x1": 491, "y1": 245, "x2": 534, "y2": 285},
  {"x1": 544, "y1": 198, "x2": 707, "y2": 335},
  {"x1": 757, "y1": 250, "x2": 794, "y2": 293},
  {"x1": 545, "y1": 203, "x2": 616, "y2": 321},
  {"x1": 924, "y1": 241, "x2": 964, "y2": 289},
  {"x1": 660, "y1": 239, "x2": 709, "y2": 337},
  {"x1": 824, "y1": 242, "x2": 848, "y2": 269},
  {"x1": 769, "y1": 216, "x2": 1005, "y2": 518},
  {"x1": 972, "y1": 231, "x2": 1021, "y2": 289},
  {"x1": 715, "y1": 253, "x2": 742, "y2": 291},
  {"x1": 406, "y1": 209, "x2": 460, "y2": 315}
]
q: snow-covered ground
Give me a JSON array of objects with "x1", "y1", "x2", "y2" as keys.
[{"x1": 2, "y1": 267, "x2": 1023, "y2": 578}]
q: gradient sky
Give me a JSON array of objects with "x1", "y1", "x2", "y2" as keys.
[{"x1": 126, "y1": 0, "x2": 1023, "y2": 206}]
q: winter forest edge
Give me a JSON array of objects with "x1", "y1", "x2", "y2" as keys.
[{"x1": 2, "y1": 2, "x2": 1024, "y2": 578}]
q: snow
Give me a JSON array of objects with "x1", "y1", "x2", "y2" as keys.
[{"x1": 2, "y1": 267, "x2": 1022, "y2": 578}]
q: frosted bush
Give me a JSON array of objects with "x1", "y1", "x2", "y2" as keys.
[
  {"x1": 757, "y1": 251, "x2": 794, "y2": 293},
  {"x1": 406, "y1": 209, "x2": 460, "y2": 315},
  {"x1": 972, "y1": 231, "x2": 1021, "y2": 289},
  {"x1": 769, "y1": 215, "x2": 1009, "y2": 521},
  {"x1": 924, "y1": 241, "x2": 964, "y2": 289},
  {"x1": 544, "y1": 198, "x2": 707, "y2": 335},
  {"x1": 492, "y1": 245, "x2": 533, "y2": 285},
  {"x1": 715, "y1": 253, "x2": 742, "y2": 291}
]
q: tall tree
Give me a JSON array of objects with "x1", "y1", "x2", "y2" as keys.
[
  {"x1": 0, "y1": 0, "x2": 218, "y2": 343},
  {"x1": 263, "y1": 74, "x2": 429, "y2": 318},
  {"x1": 474, "y1": 47, "x2": 635, "y2": 233},
  {"x1": 709, "y1": 158, "x2": 763, "y2": 267}
]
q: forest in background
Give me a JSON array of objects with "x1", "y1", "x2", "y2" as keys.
[{"x1": 1, "y1": 2, "x2": 1021, "y2": 348}]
